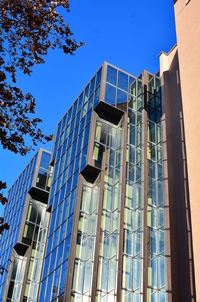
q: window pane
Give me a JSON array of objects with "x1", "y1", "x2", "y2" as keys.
[
  {"x1": 36, "y1": 169, "x2": 47, "y2": 190},
  {"x1": 117, "y1": 89, "x2": 127, "y2": 105},
  {"x1": 40, "y1": 152, "x2": 51, "y2": 170},
  {"x1": 105, "y1": 84, "x2": 116, "y2": 105},
  {"x1": 118, "y1": 71, "x2": 128, "y2": 91},
  {"x1": 107, "y1": 65, "x2": 117, "y2": 86}
]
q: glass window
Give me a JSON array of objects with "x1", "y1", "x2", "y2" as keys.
[
  {"x1": 81, "y1": 145, "x2": 88, "y2": 170},
  {"x1": 40, "y1": 152, "x2": 51, "y2": 170},
  {"x1": 39, "y1": 278, "x2": 47, "y2": 302},
  {"x1": 118, "y1": 71, "x2": 128, "y2": 91},
  {"x1": 63, "y1": 235, "x2": 71, "y2": 261},
  {"x1": 159, "y1": 229, "x2": 165, "y2": 253},
  {"x1": 67, "y1": 107, "x2": 72, "y2": 124},
  {"x1": 7, "y1": 281, "x2": 14, "y2": 298},
  {"x1": 43, "y1": 255, "x2": 50, "y2": 279},
  {"x1": 150, "y1": 230, "x2": 157, "y2": 254},
  {"x1": 27, "y1": 204, "x2": 37, "y2": 223},
  {"x1": 158, "y1": 181, "x2": 163, "y2": 206},
  {"x1": 66, "y1": 216, "x2": 73, "y2": 236},
  {"x1": 52, "y1": 266, "x2": 61, "y2": 299},
  {"x1": 87, "y1": 236, "x2": 94, "y2": 259},
  {"x1": 37, "y1": 171, "x2": 48, "y2": 191},
  {"x1": 49, "y1": 249, "x2": 57, "y2": 274},
  {"x1": 129, "y1": 77, "x2": 136, "y2": 96},
  {"x1": 72, "y1": 99, "x2": 78, "y2": 119},
  {"x1": 95, "y1": 121, "x2": 107, "y2": 145},
  {"x1": 108, "y1": 259, "x2": 116, "y2": 292},
  {"x1": 81, "y1": 186, "x2": 92, "y2": 214},
  {"x1": 78, "y1": 92, "x2": 83, "y2": 113},
  {"x1": 45, "y1": 273, "x2": 53, "y2": 301},
  {"x1": 105, "y1": 84, "x2": 116, "y2": 105},
  {"x1": 56, "y1": 242, "x2": 64, "y2": 267},
  {"x1": 23, "y1": 223, "x2": 34, "y2": 242},
  {"x1": 124, "y1": 230, "x2": 133, "y2": 255},
  {"x1": 94, "y1": 86, "x2": 100, "y2": 107},
  {"x1": 60, "y1": 260, "x2": 68, "y2": 294},
  {"x1": 134, "y1": 231, "x2": 141, "y2": 255},
  {"x1": 82, "y1": 102, "x2": 88, "y2": 118},
  {"x1": 123, "y1": 256, "x2": 132, "y2": 290},
  {"x1": 83, "y1": 261, "x2": 92, "y2": 293},
  {"x1": 133, "y1": 258, "x2": 140, "y2": 290},
  {"x1": 107, "y1": 65, "x2": 117, "y2": 86},
  {"x1": 96, "y1": 67, "x2": 102, "y2": 88},
  {"x1": 93, "y1": 143, "x2": 104, "y2": 169},
  {"x1": 117, "y1": 89, "x2": 127, "y2": 105},
  {"x1": 90, "y1": 76, "x2": 96, "y2": 96},
  {"x1": 84, "y1": 85, "x2": 89, "y2": 103},
  {"x1": 151, "y1": 257, "x2": 157, "y2": 289},
  {"x1": 137, "y1": 80, "x2": 143, "y2": 96}
]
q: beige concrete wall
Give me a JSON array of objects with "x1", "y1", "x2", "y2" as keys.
[{"x1": 174, "y1": 1, "x2": 200, "y2": 301}]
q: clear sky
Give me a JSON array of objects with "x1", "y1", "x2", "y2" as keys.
[{"x1": 0, "y1": 0, "x2": 176, "y2": 217}]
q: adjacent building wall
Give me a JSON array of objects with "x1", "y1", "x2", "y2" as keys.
[
  {"x1": 160, "y1": 46, "x2": 196, "y2": 302},
  {"x1": 174, "y1": 1, "x2": 200, "y2": 301}
]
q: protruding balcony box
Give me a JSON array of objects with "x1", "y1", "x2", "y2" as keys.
[{"x1": 94, "y1": 101, "x2": 124, "y2": 125}]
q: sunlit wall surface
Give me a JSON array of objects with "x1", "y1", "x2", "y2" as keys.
[
  {"x1": 39, "y1": 63, "x2": 168, "y2": 302},
  {"x1": 0, "y1": 149, "x2": 51, "y2": 302}
]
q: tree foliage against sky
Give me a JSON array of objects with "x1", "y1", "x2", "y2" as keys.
[{"x1": 0, "y1": 0, "x2": 83, "y2": 234}]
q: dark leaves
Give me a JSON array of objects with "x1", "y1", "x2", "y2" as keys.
[
  {"x1": 0, "y1": 217, "x2": 9, "y2": 235},
  {"x1": 0, "y1": 0, "x2": 82, "y2": 156},
  {"x1": 0, "y1": 0, "x2": 83, "y2": 236},
  {"x1": 0, "y1": 180, "x2": 7, "y2": 205}
]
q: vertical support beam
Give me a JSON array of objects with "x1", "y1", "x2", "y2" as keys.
[
  {"x1": 99, "y1": 62, "x2": 107, "y2": 104},
  {"x1": 142, "y1": 71, "x2": 149, "y2": 302},
  {"x1": 160, "y1": 68, "x2": 172, "y2": 302},
  {"x1": 142, "y1": 108, "x2": 148, "y2": 302},
  {"x1": 117, "y1": 113, "x2": 128, "y2": 302},
  {"x1": 161, "y1": 111, "x2": 172, "y2": 302}
]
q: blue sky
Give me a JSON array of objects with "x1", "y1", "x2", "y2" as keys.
[{"x1": 0, "y1": 0, "x2": 176, "y2": 217}]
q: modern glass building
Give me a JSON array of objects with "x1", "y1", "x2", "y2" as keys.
[
  {"x1": 0, "y1": 149, "x2": 52, "y2": 302},
  {"x1": 0, "y1": 57, "x2": 196, "y2": 302},
  {"x1": 38, "y1": 62, "x2": 170, "y2": 302}
]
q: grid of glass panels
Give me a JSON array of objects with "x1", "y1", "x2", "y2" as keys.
[
  {"x1": 7, "y1": 199, "x2": 49, "y2": 302},
  {"x1": 6, "y1": 256, "x2": 27, "y2": 302},
  {"x1": 121, "y1": 78, "x2": 143, "y2": 302},
  {"x1": 39, "y1": 63, "x2": 167, "y2": 302},
  {"x1": 0, "y1": 153, "x2": 38, "y2": 301},
  {"x1": 95, "y1": 118, "x2": 123, "y2": 302},
  {"x1": 104, "y1": 64, "x2": 136, "y2": 108},
  {"x1": 70, "y1": 183, "x2": 99, "y2": 301},
  {"x1": 39, "y1": 66, "x2": 102, "y2": 302},
  {"x1": 36, "y1": 151, "x2": 53, "y2": 192},
  {"x1": 23, "y1": 199, "x2": 49, "y2": 302},
  {"x1": 146, "y1": 75, "x2": 166, "y2": 302}
]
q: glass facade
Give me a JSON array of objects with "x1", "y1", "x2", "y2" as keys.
[
  {"x1": 0, "y1": 62, "x2": 169, "y2": 302},
  {"x1": 95, "y1": 117, "x2": 122, "y2": 302},
  {"x1": 0, "y1": 149, "x2": 51, "y2": 302},
  {"x1": 40, "y1": 63, "x2": 168, "y2": 302},
  {"x1": 39, "y1": 66, "x2": 102, "y2": 302},
  {"x1": 0, "y1": 153, "x2": 38, "y2": 301},
  {"x1": 71, "y1": 183, "x2": 99, "y2": 301}
]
